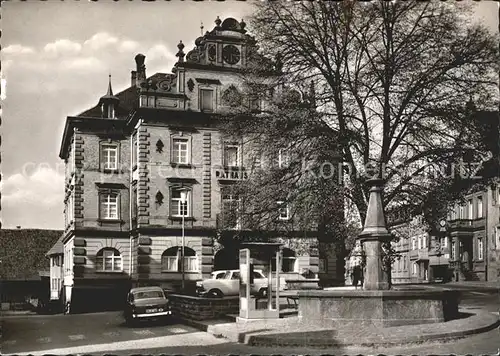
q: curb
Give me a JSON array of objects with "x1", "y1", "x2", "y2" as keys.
[{"x1": 245, "y1": 315, "x2": 500, "y2": 348}]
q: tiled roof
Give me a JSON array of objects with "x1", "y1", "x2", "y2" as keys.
[
  {"x1": 46, "y1": 233, "x2": 64, "y2": 256},
  {"x1": 0, "y1": 229, "x2": 63, "y2": 280},
  {"x1": 78, "y1": 73, "x2": 169, "y2": 118}
]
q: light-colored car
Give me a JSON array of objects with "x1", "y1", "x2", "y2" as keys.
[
  {"x1": 196, "y1": 269, "x2": 285, "y2": 298},
  {"x1": 124, "y1": 286, "x2": 172, "y2": 325},
  {"x1": 211, "y1": 270, "x2": 227, "y2": 279}
]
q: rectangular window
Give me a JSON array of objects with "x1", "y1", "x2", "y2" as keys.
[
  {"x1": 163, "y1": 256, "x2": 178, "y2": 271},
  {"x1": 468, "y1": 199, "x2": 473, "y2": 219},
  {"x1": 171, "y1": 188, "x2": 190, "y2": 217},
  {"x1": 477, "y1": 196, "x2": 483, "y2": 218},
  {"x1": 451, "y1": 241, "x2": 456, "y2": 260},
  {"x1": 101, "y1": 145, "x2": 118, "y2": 170},
  {"x1": 403, "y1": 255, "x2": 407, "y2": 270},
  {"x1": 478, "y1": 237, "x2": 483, "y2": 260},
  {"x1": 412, "y1": 237, "x2": 416, "y2": 250},
  {"x1": 172, "y1": 138, "x2": 189, "y2": 164},
  {"x1": 222, "y1": 192, "x2": 241, "y2": 229},
  {"x1": 224, "y1": 144, "x2": 240, "y2": 167},
  {"x1": 496, "y1": 226, "x2": 500, "y2": 250},
  {"x1": 278, "y1": 149, "x2": 290, "y2": 168},
  {"x1": 100, "y1": 193, "x2": 119, "y2": 220},
  {"x1": 132, "y1": 135, "x2": 137, "y2": 168},
  {"x1": 413, "y1": 263, "x2": 417, "y2": 275},
  {"x1": 418, "y1": 236, "x2": 422, "y2": 250},
  {"x1": 277, "y1": 201, "x2": 290, "y2": 220},
  {"x1": 184, "y1": 257, "x2": 198, "y2": 272},
  {"x1": 459, "y1": 205, "x2": 465, "y2": 219},
  {"x1": 200, "y1": 89, "x2": 213, "y2": 112}
]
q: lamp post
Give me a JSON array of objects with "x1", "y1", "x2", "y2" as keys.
[{"x1": 180, "y1": 189, "x2": 188, "y2": 291}]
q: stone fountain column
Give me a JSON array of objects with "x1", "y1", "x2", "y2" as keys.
[{"x1": 358, "y1": 179, "x2": 392, "y2": 290}]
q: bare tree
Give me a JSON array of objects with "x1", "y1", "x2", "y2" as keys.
[{"x1": 228, "y1": 1, "x2": 498, "y2": 228}]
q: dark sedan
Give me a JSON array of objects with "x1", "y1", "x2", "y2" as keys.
[{"x1": 124, "y1": 286, "x2": 172, "y2": 325}]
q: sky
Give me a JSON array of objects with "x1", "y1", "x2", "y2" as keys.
[{"x1": 1, "y1": 1, "x2": 498, "y2": 230}]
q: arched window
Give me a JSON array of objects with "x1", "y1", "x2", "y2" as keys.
[
  {"x1": 161, "y1": 246, "x2": 198, "y2": 272},
  {"x1": 96, "y1": 248, "x2": 122, "y2": 272}
]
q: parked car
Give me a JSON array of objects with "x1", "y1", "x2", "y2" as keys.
[
  {"x1": 196, "y1": 269, "x2": 286, "y2": 298},
  {"x1": 124, "y1": 286, "x2": 172, "y2": 325},
  {"x1": 211, "y1": 270, "x2": 227, "y2": 279}
]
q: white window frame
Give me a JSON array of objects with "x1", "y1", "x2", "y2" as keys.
[
  {"x1": 101, "y1": 193, "x2": 119, "y2": 220},
  {"x1": 413, "y1": 263, "x2": 417, "y2": 275},
  {"x1": 451, "y1": 241, "x2": 456, "y2": 260},
  {"x1": 224, "y1": 144, "x2": 241, "y2": 167},
  {"x1": 96, "y1": 249, "x2": 123, "y2": 272},
  {"x1": 172, "y1": 138, "x2": 190, "y2": 164},
  {"x1": 277, "y1": 201, "x2": 290, "y2": 220},
  {"x1": 171, "y1": 188, "x2": 190, "y2": 217},
  {"x1": 102, "y1": 144, "x2": 118, "y2": 170},
  {"x1": 477, "y1": 196, "x2": 483, "y2": 218},
  {"x1": 278, "y1": 148, "x2": 290, "y2": 168},
  {"x1": 459, "y1": 205, "x2": 465, "y2": 219},
  {"x1": 184, "y1": 256, "x2": 198, "y2": 272},
  {"x1": 477, "y1": 237, "x2": 483, "y2": 260},
  {"x1": 467, "y1": 199, "x2": 473, "y2": 219},
  {"x1": 161, "y1": 249, "x2": 179, "y2": 272}
]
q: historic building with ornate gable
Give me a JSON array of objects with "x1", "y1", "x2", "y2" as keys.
[{"x1": 50, "y1": 17, "x2": 344, "y2": 311}]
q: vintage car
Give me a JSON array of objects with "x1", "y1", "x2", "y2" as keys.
[
  {"x1": 196, "y1": 269, "x2": 286, "y2": 298},
  {"x1": 124, "y1": 286, "x2": 172, "y2": 325}
]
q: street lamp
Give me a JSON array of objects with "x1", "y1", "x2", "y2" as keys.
[{"x1": 180, "y1": 189, "x2": 189, "y2": 291}]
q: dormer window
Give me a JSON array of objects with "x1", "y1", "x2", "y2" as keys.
[{"x1": 99, "y1": 75, "x2": 119, "y2": 119}]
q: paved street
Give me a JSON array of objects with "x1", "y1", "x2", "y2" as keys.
[
  {"x1": 2, "y1": 285, "x2": 498, "y2": 355},
  {"x1": 1, "y1": 311, "x2": 226, "y2": 355}
]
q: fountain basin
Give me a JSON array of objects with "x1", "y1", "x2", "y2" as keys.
[{"x1": 297, "y1": 288, "x2": 460, "y2": 327}]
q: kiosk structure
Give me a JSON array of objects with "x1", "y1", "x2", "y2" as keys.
[{"x1": 238, "y1": 242, "x2": 282, "y2": 320}]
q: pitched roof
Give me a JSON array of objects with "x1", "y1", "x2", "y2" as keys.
[
  {"x1": 0, "y1": 229, "x2": 63, "y2": 280},
  {"x1": 46, "y1": 233, "x2": 64, "y2": 256},
  {"x1": 77, "y1": 72, "x2": 169, "y2": 118}
]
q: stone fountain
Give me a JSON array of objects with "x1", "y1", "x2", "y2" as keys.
[{"x1": 297, "y1": 179, "x2": 459, "y2": 327}]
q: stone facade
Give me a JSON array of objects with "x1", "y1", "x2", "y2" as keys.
[{"x1": 51, "y1": 17, "x2": 343, "y2": 310}]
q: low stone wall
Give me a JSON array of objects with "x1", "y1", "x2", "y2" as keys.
[
  {"x1": 286, "y1": 279, "x2": 320, "y2": 290},
  {"x1": 168, "y1": 294, "x2": 239, "y2": 321}
]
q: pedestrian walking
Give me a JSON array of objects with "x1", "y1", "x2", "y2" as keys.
[{"x1": 352, "y1": 265, "x2": 362, "y2": 289}]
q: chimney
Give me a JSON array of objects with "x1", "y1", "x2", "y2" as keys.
[
  {"x1": 135, "y1": 54, "x2": 146, "y2": 87},
  {"x1": 131, "y1": 70, "x2": 137, "y2": 87}
]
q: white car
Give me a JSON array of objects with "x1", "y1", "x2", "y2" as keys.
[{"x1": 196, "y1": 269, "x2": 285, "y2": 298}]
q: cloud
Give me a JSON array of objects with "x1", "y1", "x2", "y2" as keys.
[
  {"x1": 2, "y1": 166, "x2": 64, "y2": 208},
  {"x1": 2, "y1": 44, "x2": 35, "y2": 55},
  {"x1": 84, "y1": 32, "x2": 119, "y2": 51},
  {"x1": 44, "y1": 39, "x2": 82, "y2": 57},
  {"x1": 60, "y1": 57, "x2": 105, "y2": 72},
  {"x1": 146, "y1": 44, "x2": 173, "y2": 62},
  {"x1": 118, "y1": 40, "x2": 140, "y2": 53}
]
